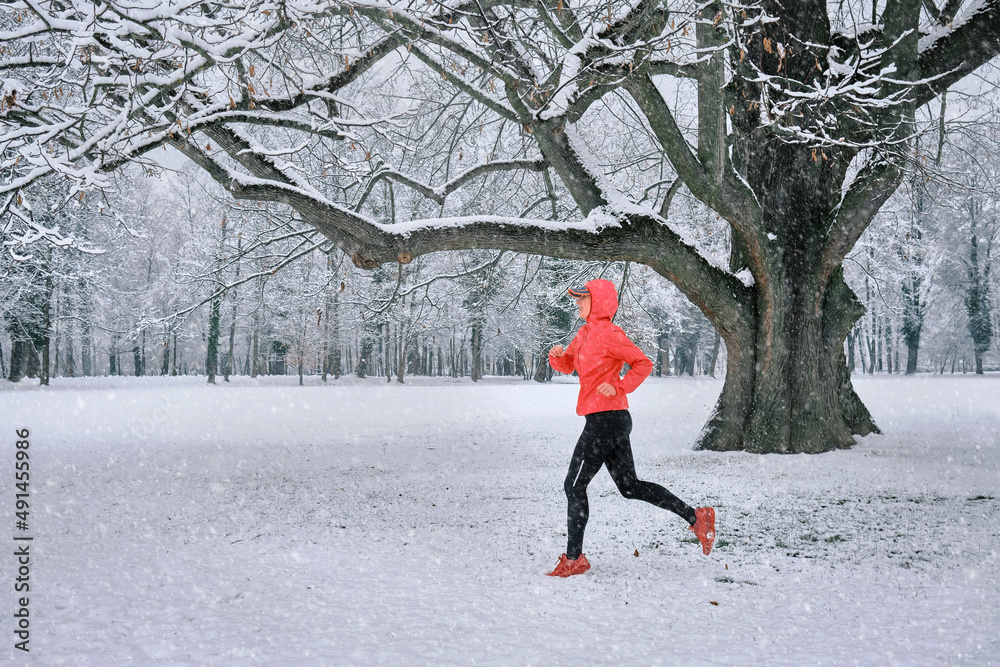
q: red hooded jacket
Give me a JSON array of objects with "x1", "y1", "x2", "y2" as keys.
[{"x1": 549, "y1": 279, "x2": 654, "y2": 416}]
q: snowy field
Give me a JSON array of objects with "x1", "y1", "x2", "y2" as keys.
[{"x1": 0, "y1": 373, "x2": 997, "y2": 665}]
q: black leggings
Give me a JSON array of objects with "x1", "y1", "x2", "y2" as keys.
[{"x1": 563, "y1": 410, "x2": 695, "y2": 559}]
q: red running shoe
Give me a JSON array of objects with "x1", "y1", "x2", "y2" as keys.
[
  {"x1": 689, "y1": 507, "x2": 716, "y2": 555},
  {"x1": 547, "y1": 553, "x2": 591, "y2": 577}
]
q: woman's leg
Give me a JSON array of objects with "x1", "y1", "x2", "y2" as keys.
[
  {"x1": 604, "y1": 411, "x2": 697, "y2": 525},
  {"x1": 563, "y1": 416, "x2": 607, "y2": 559}
]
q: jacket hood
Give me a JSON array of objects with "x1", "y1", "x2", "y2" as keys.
[{"x1": 585, "y1": 279, "x2": 618, "y2": 321}]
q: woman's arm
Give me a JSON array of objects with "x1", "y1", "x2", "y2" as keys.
[
  {"x1": 606, "y1": 330, "x2": 653, "y2": 394},
  {"x1": 549, "y1": 332, "x2": 581, "y2": 374}
]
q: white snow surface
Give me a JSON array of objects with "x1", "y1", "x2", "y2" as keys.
[{"x1": 1, "y1": 374, "x2": 997, "y2": 665}]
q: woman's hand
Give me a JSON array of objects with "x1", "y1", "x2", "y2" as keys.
[
  {"x1": 550, "y1": 345, "x2": 564, "y2": 357},
  {"x1": 596, "y1": 382, "x2": 617, "y2": 396}
]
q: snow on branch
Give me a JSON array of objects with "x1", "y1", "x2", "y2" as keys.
[
  {"x1": 914, "y1": 0, "x2": 1000, "y2": 106},
  {"x1": 356, "y1": 158, "x2": 548, "y2": 208},
  {"x1": 1, "y1": 190, "x2": 102, "y2": 261}
]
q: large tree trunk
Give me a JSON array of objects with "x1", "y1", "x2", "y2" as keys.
[
  {"x1": 750, "y1": 255, "x2": 876, "y2": 452},
  {"x1": 696, "y1": 271, "x2": 878, "y2": 453},
  {"x1": 826, "y1": 271, "x2": 880, "y2": 437},
  {"x1": 695, "y1": 116, "x2": 881, "y2": 452},
  {"x1": 693, "y1": 323, "x2": 756, "y2": 452}
]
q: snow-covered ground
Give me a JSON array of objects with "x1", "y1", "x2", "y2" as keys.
[{"x1": 0, "y1": 373, "x2": 997, "y2": 665}]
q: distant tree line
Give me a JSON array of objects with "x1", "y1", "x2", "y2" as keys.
[
  {"x1": 2, "y1": 167, "x2": 728, "y2": 385},
  {"x1": 3, "y1": 133, "x2": 996, "y2": 386}
]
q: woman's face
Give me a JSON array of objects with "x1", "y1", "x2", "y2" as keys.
[{"x1": 575, "y1": 294, "x2": 592, "y2": 320}]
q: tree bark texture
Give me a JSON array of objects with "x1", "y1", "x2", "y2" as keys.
[
  {"x1": 225, "y1": 235, "x2": 241, "y2": 382},
  {"x1": 8, "y1": 341, "x2": 28, "y2": 382},
  {"x1": 40, "y1": 272, "x2": 52, "y2": 386},
  {"x1": 206, "y1": 218, "x2": 227, "y2": 384},
  {"x1": 470, "y1": 318, "x2": 483, "y2": 382},
  {"x1": 206, "y1": 294, "x2": 221, "y2": 384}
]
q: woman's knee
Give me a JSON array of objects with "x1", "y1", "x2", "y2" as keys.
[
  {"x1": 618, "y1": 486, "x2": 638, "y2": 500},
  {"x1": 564, "y1": 477, "x2": 585, "y2": 498},
  {"x1": 614, "y1": 477, "x2": 640, "y2": 500}
]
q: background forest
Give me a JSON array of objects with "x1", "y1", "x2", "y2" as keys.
[
  {"x1": 2, "y1": 1, "x2": 999, "y2": 662},
  {"x1": 3, "y1": 79, "x2": 999, "y2": 386}
]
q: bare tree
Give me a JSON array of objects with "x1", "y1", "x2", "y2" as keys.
[{"x1": 2, "y1": 0, "x2": 1000, "y2": 451}]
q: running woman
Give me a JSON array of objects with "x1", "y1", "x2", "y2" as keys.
[{"x1": 546, "y1": 279, "x2": 715, "y2": 577}]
